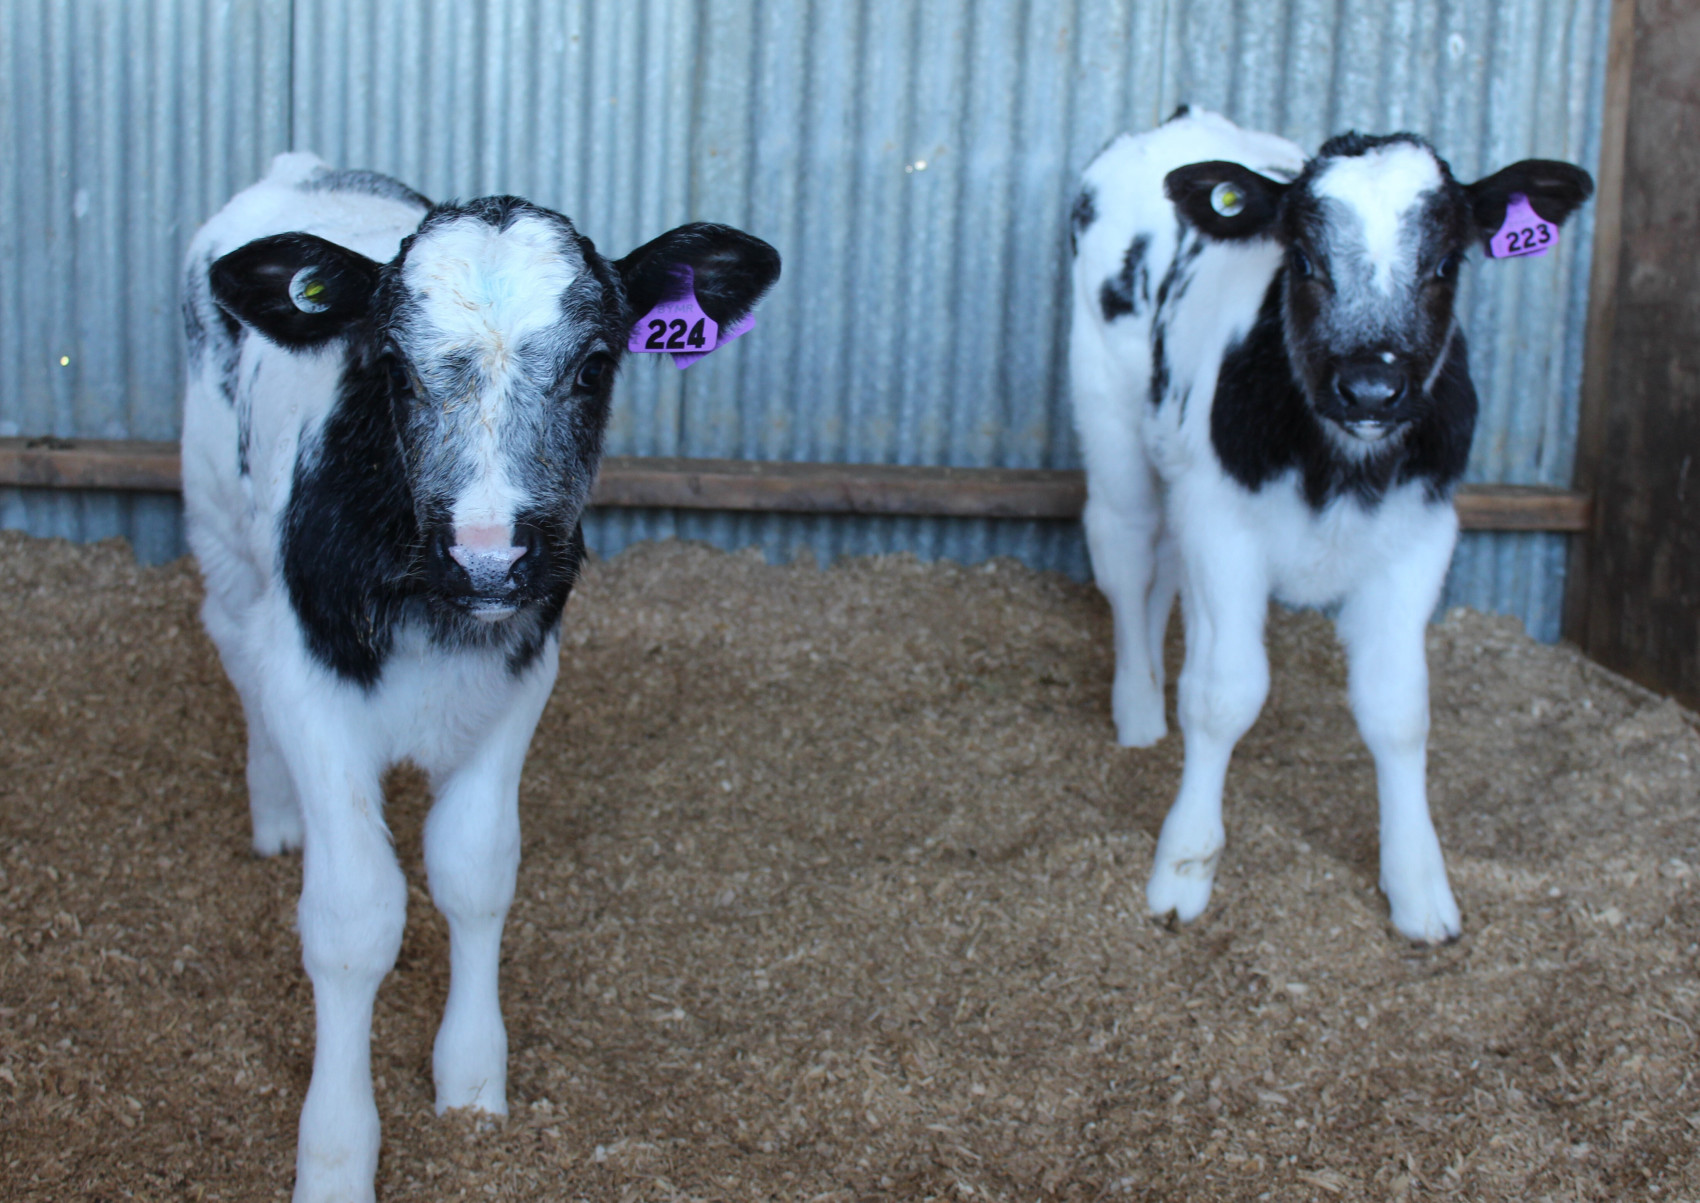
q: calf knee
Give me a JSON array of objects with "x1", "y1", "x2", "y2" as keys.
[
  {"x1": 298, "y1": 861, "x2": 407, "y2": 981},
  {"x1": 1179, "y1": 655, "x2": 1268, "y2": 741}
]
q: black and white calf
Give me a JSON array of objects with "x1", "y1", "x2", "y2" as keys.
[
  {"x1": 182, "y1": 152, "x2": 778, "y2": 1202},
  {"x1": 1069, "y1": 110, "x2": 1590, "y2": 942}
]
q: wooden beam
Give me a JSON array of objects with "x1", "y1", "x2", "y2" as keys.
[
  {"x1": 1451, "y1": 484, "x2": 1590, "y2": 533},
  {"x1": 588, "y1": 456, "x2": 1087, "y2": 518},
  {"x1": 0, "y1": 437, "x2": 1590, "y2": 532},
  {"x1": 0, "y1": 437, "x2": 183, "y2": 492}
]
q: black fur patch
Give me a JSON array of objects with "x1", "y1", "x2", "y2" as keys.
[
  {"x1": 210, "y1": 234, "x2": 383, "y2": 351},
  {"x1": 1165, "y1": 161, "x2": 1289, "y2": 242},
  {"x1": 1150, "y1": 223, "x2": 1204, "y2": 405},
  {"x1": 615, "y1": 223, "x2": 781, "y2": 331},
  {"x1": 280, "y1": 355, "x2": 576, "y2": 688},
  {"x1": 1070, "y1": 187, "x2": 1097, "y2": 255},
  {"x1": 1098, "y1": 233, "x2": 1149, "y2": 322},
  {"x1": 302, "y1": 167, "x2": 432, "y2": 211},
  {"x1": 1209, "y1": 274, "x2": 1476, "y2": 509}
]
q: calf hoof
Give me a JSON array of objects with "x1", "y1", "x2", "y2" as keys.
[
  {"x1": 1112, "y1": 680, "x2": 1168, "y2": 748},
  {"x1": 1147, "y1": 843, "x2": 1221, "y2": 924},
  {"x1": 434, "y1": 1024, "x2": 508, "y2": 1117},
  {"x1": 252, "y1": 809, "x2": 305, "y2": 857},
  {"x1": 1383, "y1": 873, "x2": 1462, "y2": 945},
  {"x1": 249, "y1": 783, "x2": 304, "y2": 856}
]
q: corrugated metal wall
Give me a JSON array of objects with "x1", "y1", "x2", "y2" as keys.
[{"x1": 0, "y1": 0, "x2": 1610, "y2": 639}]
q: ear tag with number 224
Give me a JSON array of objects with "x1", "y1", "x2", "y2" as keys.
[
  {"x1": 627, "y1": 265, "x2": 756, "y2": 369},
  {"x1": 1488, "y1": 193, "x2": 1557, "y2": 260}
]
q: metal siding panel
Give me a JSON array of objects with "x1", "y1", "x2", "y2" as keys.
[
  {"x1": 0, "y1": 0, "x2": 1612, "y2": 632},
  {"x1": 0, "y1": 0, "x2": 289, "y2": 561}
]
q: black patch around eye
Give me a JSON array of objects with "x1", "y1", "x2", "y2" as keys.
[
  {"x1": 574, "y1": 352, "x2": 615, "y2": 393},
  {"x1": 387, "y1": 356, "x2": 414, "y2": 399}
]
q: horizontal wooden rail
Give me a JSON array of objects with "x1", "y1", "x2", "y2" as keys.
[{"x1": 0, "y1": 437, "x2": 1590, "y2": 532}]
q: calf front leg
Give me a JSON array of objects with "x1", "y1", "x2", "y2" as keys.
[
  {"x1": 423, "y1": 662, "x2": 554, "y2": 1116},
  {"x1": 1148, "y1": 538, "x2": 1269, "y2": 923},
  {"x1": 269, "y1": 682, "x2": 403, "y2": 1203},
  {"x1": 1338, "y1": 556, "x2": 1461, "y2": 944},
  {"x1": 294, "y1": 787, "x2": 404, "y2": 1200}
]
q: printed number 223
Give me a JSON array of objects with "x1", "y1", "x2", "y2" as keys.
[
  {"x1": 646, "y1": 318, "x2": 709, "y2": 350},
  {"x1": 1509, "y1": 223, "x2": 1551, "y2": 253}
]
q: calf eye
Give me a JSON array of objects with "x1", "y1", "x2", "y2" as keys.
[
  {"x1": 1291, "y1": 249, "x2": 1314, "y2": 279},
  {"x1": 386, "y1": 356, "x2": 416, "y2": 401},
  {"x1": 574, "y1": 352, "x2": 614, "y2": 393},
  {"x1": 1433, "y1": 251, "x2": 1463, "y2": 282}
]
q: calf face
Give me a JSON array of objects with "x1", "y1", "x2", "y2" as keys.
[
  {"x1": 1165, "y1": 134, "x2": 1592, "y2": 447},
  {"x1": 210, "y1": 202, "x2": 779, "y2": 630}
]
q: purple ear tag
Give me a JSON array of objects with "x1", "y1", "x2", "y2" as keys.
[
  {"x1": 1488, "y1": 193, "x2": 1557, "y2": 259},
  {"x1": 626, "y1": 265, "x2": 756, "y2": 369}
]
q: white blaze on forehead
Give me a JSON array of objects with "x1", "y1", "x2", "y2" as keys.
[
  {"x1": 401, "y1": 212, "x2": 582, "y2": 533},
  {"x1": 402, "y1": 212, "x2": 581, "y2": 373},
  {"x1": 1313, "y1": 143, "x2": 1444, "y2": 293}
]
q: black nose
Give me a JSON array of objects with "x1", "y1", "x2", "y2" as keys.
[{"x1": 1334, "y1": 360, "x2": 1408, "y2": 413}]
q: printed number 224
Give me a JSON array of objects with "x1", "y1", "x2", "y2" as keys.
[{"x1": 646, "y1": 318, "x2": 709, "y2": 350}]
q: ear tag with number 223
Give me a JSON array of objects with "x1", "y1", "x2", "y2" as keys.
[
  {"x1": 1488, "y1": 193, "x2": 1557, "y2": 260},
  {"x1": 627, "y1": 265, "x2": 756, "y2": 369}
]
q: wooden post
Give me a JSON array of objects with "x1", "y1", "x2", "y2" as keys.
[
  {"x1": 1564, "y1": 0, "x2": 1700, "y2": 707},
  {"x1": 1563, "y1": 0, "x2": 1640, "y2": 647}
]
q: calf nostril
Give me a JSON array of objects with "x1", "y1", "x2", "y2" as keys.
[{"x1": 1337, "y1": 369, "x2": 1405, "y2": 411}]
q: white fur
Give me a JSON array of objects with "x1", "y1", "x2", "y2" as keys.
[
  {"x1": 1070, "y1": 112, "x2": 1463, "y2": 944},
  {"x1": 183, "y1": 154, "x2": 565, "y2": 1202},
  {"x1": 402, "y1": 215, "x2": 582, "y2": 537},
  {"x1": 1313, "y1": 143, "x2": 1443, "y2": 295}
]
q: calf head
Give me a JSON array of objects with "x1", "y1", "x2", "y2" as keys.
[
  {"x1": 1166, "y1": 135, "x2": 1591, "y2": 447},
  {"x1": 210, "y1": 202, "x2": 779, "y2": 621}
]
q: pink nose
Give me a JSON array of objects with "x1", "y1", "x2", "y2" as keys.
[
  {"x1": 448, "y1": 525, "x2": 527, "y2": 597},
  {"x1": 448, "y1": 524, "x2": 527, "y2": 569}
]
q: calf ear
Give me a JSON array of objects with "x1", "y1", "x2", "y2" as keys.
[
  {"x1": 1164, "y1": 161, "x2": 1290, "y2": 241},
  {"x1": 209, "y1": 233, "x2": 383, "y2": 350},
  {"x1": 1464, "y1": 160, "x2": 1594, "y2": 237},
  {"x1": 615, "y1": 223, "x2": 781, "y2": 330}
]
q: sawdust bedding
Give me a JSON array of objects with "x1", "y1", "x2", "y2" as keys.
[{"x1": 2, "y1": 529, "x2": 1698, "y2": 1202}]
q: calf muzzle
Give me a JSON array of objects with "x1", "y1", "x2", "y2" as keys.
[
  {"x1": 1325, "y1": 357, "x2": 1414, "y2": 435},
  {"x1": 427, "y1": 523, "x2": 539, "y2": 619}
]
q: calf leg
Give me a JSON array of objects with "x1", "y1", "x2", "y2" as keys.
[
  {"x1": 201, "y1": 590, "x2": 302, "y2": 854},
  {"x1": 1071, "y1": 311, "x2": 1168, "y2": 747},
  {"x1": 1146, "y1": 529, "x2": 1181, "y2": 692},
  {"x1": 1083, "y1": 467, "x2": 1169, "y2": 747},
  {"x1": 272, "y1": 688, "x2": 403, "y2": 1203},
  {"x1": 1338, "y1": 552, "x2": 1461, "y2": 944},
  {"x1": 423, "y1": 659, "x2": 555, "y2": 1115},
  {"x1": 1148, "y1": 535, "x2": 1269, "y2": 922}
]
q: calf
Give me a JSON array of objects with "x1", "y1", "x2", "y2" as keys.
[
  {"x1": 1069, "y1": 109, "x2": 1590, "y2": 942},
  {"x1": 181, "y1": 152, "x2": 779, "y2": 1201}
]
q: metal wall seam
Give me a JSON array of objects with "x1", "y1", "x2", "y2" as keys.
[{"x1": 0, "y1": 0, "x2": 1613, "y2": 639}]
